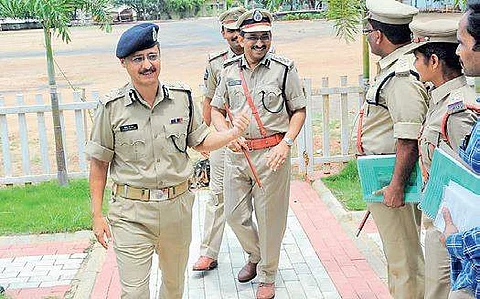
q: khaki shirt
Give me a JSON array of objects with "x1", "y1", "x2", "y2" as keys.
[
  {"x1": 211, "y1": 52, "x2": 306, "y2": 139},
  {"x1": 420, "y1": 75, "x2": 477, "y2": 172},
  {"x1": 85, "y1": 81, "x2": 209, "y2": 189},
  {"x1": 359, "y1": 45, "x2": 428, "y2": 155},
  {"x1": 204, "y1": 48, "x2": 238, "y2": 99}
]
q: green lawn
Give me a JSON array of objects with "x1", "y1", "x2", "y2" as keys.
[
  {"x1": 0, "y1": 179, "x2": 108, "y2": 235},
  {"x1": 322, "y1": 160, "x2": 366, "y2": 211}
]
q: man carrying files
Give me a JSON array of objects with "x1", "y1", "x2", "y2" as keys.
[
  {"x1": 357, "y1": 0, "x2": 428, "y2": 297},
  {"x1": 439, "y1": 1, "x2": 480, "y2": 298},
  {"x1": 407, "y1": 18, "x2": 479, "y2": 298}
]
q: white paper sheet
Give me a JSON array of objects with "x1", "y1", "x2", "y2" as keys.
[{"x1": 434, "y1": 180, "x2": 480, "y2": 232}]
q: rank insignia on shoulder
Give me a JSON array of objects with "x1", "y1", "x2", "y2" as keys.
[
  {"x1": 120, "y1": 124, "x2": 138, "y2": 132},
  {"x1": 228, "y1": 79, "x2": 242, "y2": 86},
  {"x1": 447, "y1": 101, "x2": 466, "y2": 114},
  {"x1": 170, "y1": 117, "x2": 184, "y2": 124}
]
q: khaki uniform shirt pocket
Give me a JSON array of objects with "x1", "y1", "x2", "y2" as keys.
[
  {"x1": 114, "y1": 131, "x2": 147, "y2": 162},
  {"x1": 164, "y1": 123, "x2": 188, "y2": 153},
  {"x1": 227, "y1": 86, "x2": 246, "y2": 110},
  {"x1": 260, "y1": 86, "x2": 283, "y2": 113}
]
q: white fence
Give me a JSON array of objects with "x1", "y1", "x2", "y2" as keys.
[
  {"x1": 0, "y1": 91, "x2": 97, "y2": 185},
  {"x1": 0, "y1": 76, "x2": 364, "y2": 185}
]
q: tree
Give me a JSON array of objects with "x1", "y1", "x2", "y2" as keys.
[
  {"x1": 0, "y1": 0, "x2": 112, "y2": 185},
  {"x1": 326, "y1": 0, "x2": 368, "y2": 88}
]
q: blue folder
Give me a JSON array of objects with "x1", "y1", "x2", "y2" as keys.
[
  {"x1": 420, "y1": 147, "x2": 480, "y2": 219},
  {"x1": 357, "y1": 154, "x2": 423, "y2": 203}
]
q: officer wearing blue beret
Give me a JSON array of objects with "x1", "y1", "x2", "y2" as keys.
[{"x1": 86, "y1": 22, "x2": 250, "y2": 298}]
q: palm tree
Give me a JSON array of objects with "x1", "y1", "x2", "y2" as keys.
[
  {"x1": 0, "y1": 0, "x2": 111, "y2": 185},
  {"x1": 326, "y1": 0, "x2": 368, "y2": 85}
]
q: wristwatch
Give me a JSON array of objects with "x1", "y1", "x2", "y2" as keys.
[{"x1": 283, "y1": 137, "x2": 294, "y2": 147}]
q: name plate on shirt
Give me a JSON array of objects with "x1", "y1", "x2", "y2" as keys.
[
  {"x1": 228, "y1": 80, "x2": 242, "y2": 86},
  {"x1": 120, "y1": 124, "x2": 138, "y2": 132}
]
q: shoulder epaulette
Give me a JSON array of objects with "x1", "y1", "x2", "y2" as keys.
[
  {"x1": 223, "y1": 55, "x2": 242, "y2": 67},
  {"x1": 394, "y1": 57, "x2": 412, "y2": 77},
  {"x1": 100, "y1": 84, "x2": 128, "y2": 105},
  {"x1": 270, "y1": 54, "x2": 294, "y2": 70},
  {"x1": 446, "y1": 99, "x2": 467, "y2": 115},
  {"x1": 208, "y1": 49, "x2": 228, "y2": 62},
  {"x1": 165, "y1": 82, "x2": 192, "y2": 93}
]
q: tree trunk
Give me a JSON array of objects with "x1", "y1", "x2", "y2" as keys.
[{"x1": 44, "y1": 27, "x2": 69, "y2": 186}]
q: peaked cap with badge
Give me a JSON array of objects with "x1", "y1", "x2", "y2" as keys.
[
  {"x1": 237, "y1": 9, "x2": 274, "y2": 32},
  {"x1": 116, "y1": 23, "x2": 159, "y2": 58},
  {"x1": 406, "y1": 19, "x2": 459, "y2": 53},
  {"x1": 219, "y1": 7, "x2": 246, "y2": 30},
  {"x1": 366, "y1": 0, "x2": 418, "y2": 25}
]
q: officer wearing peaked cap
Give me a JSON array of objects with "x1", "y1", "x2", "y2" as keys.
[
  {"x1": 192, "y1": 6, "x2": 246, "y2": 272},
  {"x1": 409, "y1": 18, "x2": 480, "y2": 299},
  {"x1": 357, "y1": 0, "x2": 428, "y2": 298},
  {"x1": 86, "y1": 22, "x2": 250, "y2": 299},
  {"x1": 210, "y1": 9, "x2": 306, "y2": 299}
]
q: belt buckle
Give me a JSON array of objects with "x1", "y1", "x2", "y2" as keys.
[{"x1": 150, "y1": 189, "x2": 168, "y2": 201}]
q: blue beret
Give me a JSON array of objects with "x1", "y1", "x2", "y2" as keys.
[{"x1": 116, "y1": 23, "x2": 159, "y2": 58}]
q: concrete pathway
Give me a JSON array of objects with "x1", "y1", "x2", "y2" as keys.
[{"x1": 0, "y1": 181, "x2": 390, "y2": 299}]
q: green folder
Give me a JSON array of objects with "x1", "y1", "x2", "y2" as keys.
[
  {"x1": 357, "y1": 154, "x2": 423, "y2": 203},
  {"x1": 420, "y1": 147, "x2": 480, "y2": 219}
]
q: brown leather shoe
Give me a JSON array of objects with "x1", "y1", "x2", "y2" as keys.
[
  {"x1": 256, "y1": 282, "x2": 275, "y2": 299},
  {"x1": 237, "y1": 261, "x2": 258, "y2": 282},
  {"x1": 192, "y1": 256, "x2": 218, "y2": 271}
]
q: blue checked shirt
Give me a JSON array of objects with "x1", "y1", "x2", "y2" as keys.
[
  {"x1": 446, "y1": 227, "x2": 480, "y2": 297},
  {"x1": 459, "y1": 119, "x2": 480, "y2": 175}
]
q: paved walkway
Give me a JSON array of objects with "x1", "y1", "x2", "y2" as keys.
[{"x1": 0, "y1": 180, "x2": 391, "y2": 299}]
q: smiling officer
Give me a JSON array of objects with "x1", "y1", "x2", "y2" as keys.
[
  {"x1": 210, "y1": 9, "x2": 306, "y2": 299},
  {"x1": 86, "y1": 23, "x2": 250, "y2": 299}
]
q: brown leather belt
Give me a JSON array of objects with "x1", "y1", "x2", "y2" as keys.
[
  {"x1": 245, "y1": 133, "x2": 284, "y2": 151},
  {"x1": 112, "y1": 181, "x2": 189, "y2": 202}
]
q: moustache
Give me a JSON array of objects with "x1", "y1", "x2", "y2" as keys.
[
  {"x1": 251, "y1": 45, "x2": 266, "y2": 51},
  {"x1": 139, "y1": 66, "x2": 156, "y2": 75}
]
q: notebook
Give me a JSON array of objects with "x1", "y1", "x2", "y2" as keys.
[
  {"x1": 434, "y1": 181, "x2": 480, "y2": 232},
  {"x1": 357, "y1": 155, "x2": 423, "y2": 203},
  {"x1": 420, "y1": 147, "x2": 480, "y2": 219}
]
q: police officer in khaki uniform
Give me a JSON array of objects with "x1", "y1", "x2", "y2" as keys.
[
  {"x1": 86, "y1": 23, "x2": 250, "y2": 299},
  {"x1": 408, "y1": 19, "x2": 479, "y2": 299},
  {"x1": 192, "y1": 6, "x2": 246, "y2": 272},
  {"x1": 210, "y1": 9, "x2": 306, "y2": 299},
  {"x1": 357, "y1": 1, "x2": 428, "y2": 298}
]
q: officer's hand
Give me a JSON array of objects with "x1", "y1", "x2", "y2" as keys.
[
  {"x1": 201, "y1": 151, "x2": 210, "y2": 158},
  {"x1": 439, "y1": 207, "x2": 458, "y2": 246},
  {"x1": 266, "y1": 141, "x2": 289, "y2": 171},
  {"x1": 381, "y1": 184, "x2": 405, "y2": 208},
  {"x1": 227, "y1": 136, "x2": 248, "y2": 152},
  {"x1": 230, "y1": 107, "x2": 250, "y2": 138},
  {"x1": 93, "y1": 215, "x2": 112, "y2": 249}
]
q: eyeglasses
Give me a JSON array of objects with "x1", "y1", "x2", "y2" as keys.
[
  {"x1": 362, "y1": 28, "x2": 377, "y2": 35},
  {"x1": 129, "y1": 53, "x2": 159, "y2": 65},
  {"x1": 244, "y1": 35, "x2": 271, "y2": 42}
]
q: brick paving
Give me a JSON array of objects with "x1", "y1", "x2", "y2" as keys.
[{"x1": 0, "y1": 181, "x2": 391, "y2": 299}]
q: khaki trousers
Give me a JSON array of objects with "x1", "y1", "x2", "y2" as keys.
[
  {"x1": 367, "y1": 202, "x2": 425, "y2": 299},
  {"x1": 199, "y1": 148, "x2": 226, "y2": 259},
  {"x1": 424, "y1": 216, "x2": 451, "y2": 299},
  {"x1": 107, "y1": 191, "x2": 195, "y2": 299},
  {"x1": 449, "y1": 289, "x2": 475, "y2": 299},
  {"x1": 224, "y1": 148, "x2": 291, "y2": 283}
]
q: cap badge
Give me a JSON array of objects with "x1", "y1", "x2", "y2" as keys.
[
  {"x1": 253, "y1": 10, "x2": 263, "y2": 22},
  {"x1": 152, "y1": 27, "x2": 158, "y2": 42}
]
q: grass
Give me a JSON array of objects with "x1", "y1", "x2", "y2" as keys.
[
  {"x1": 322, "y1": 160, "x2": 366, "y2": 211},
  {"x1": 0, "y1": 179, "x2": 108, "y2": 235}
]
